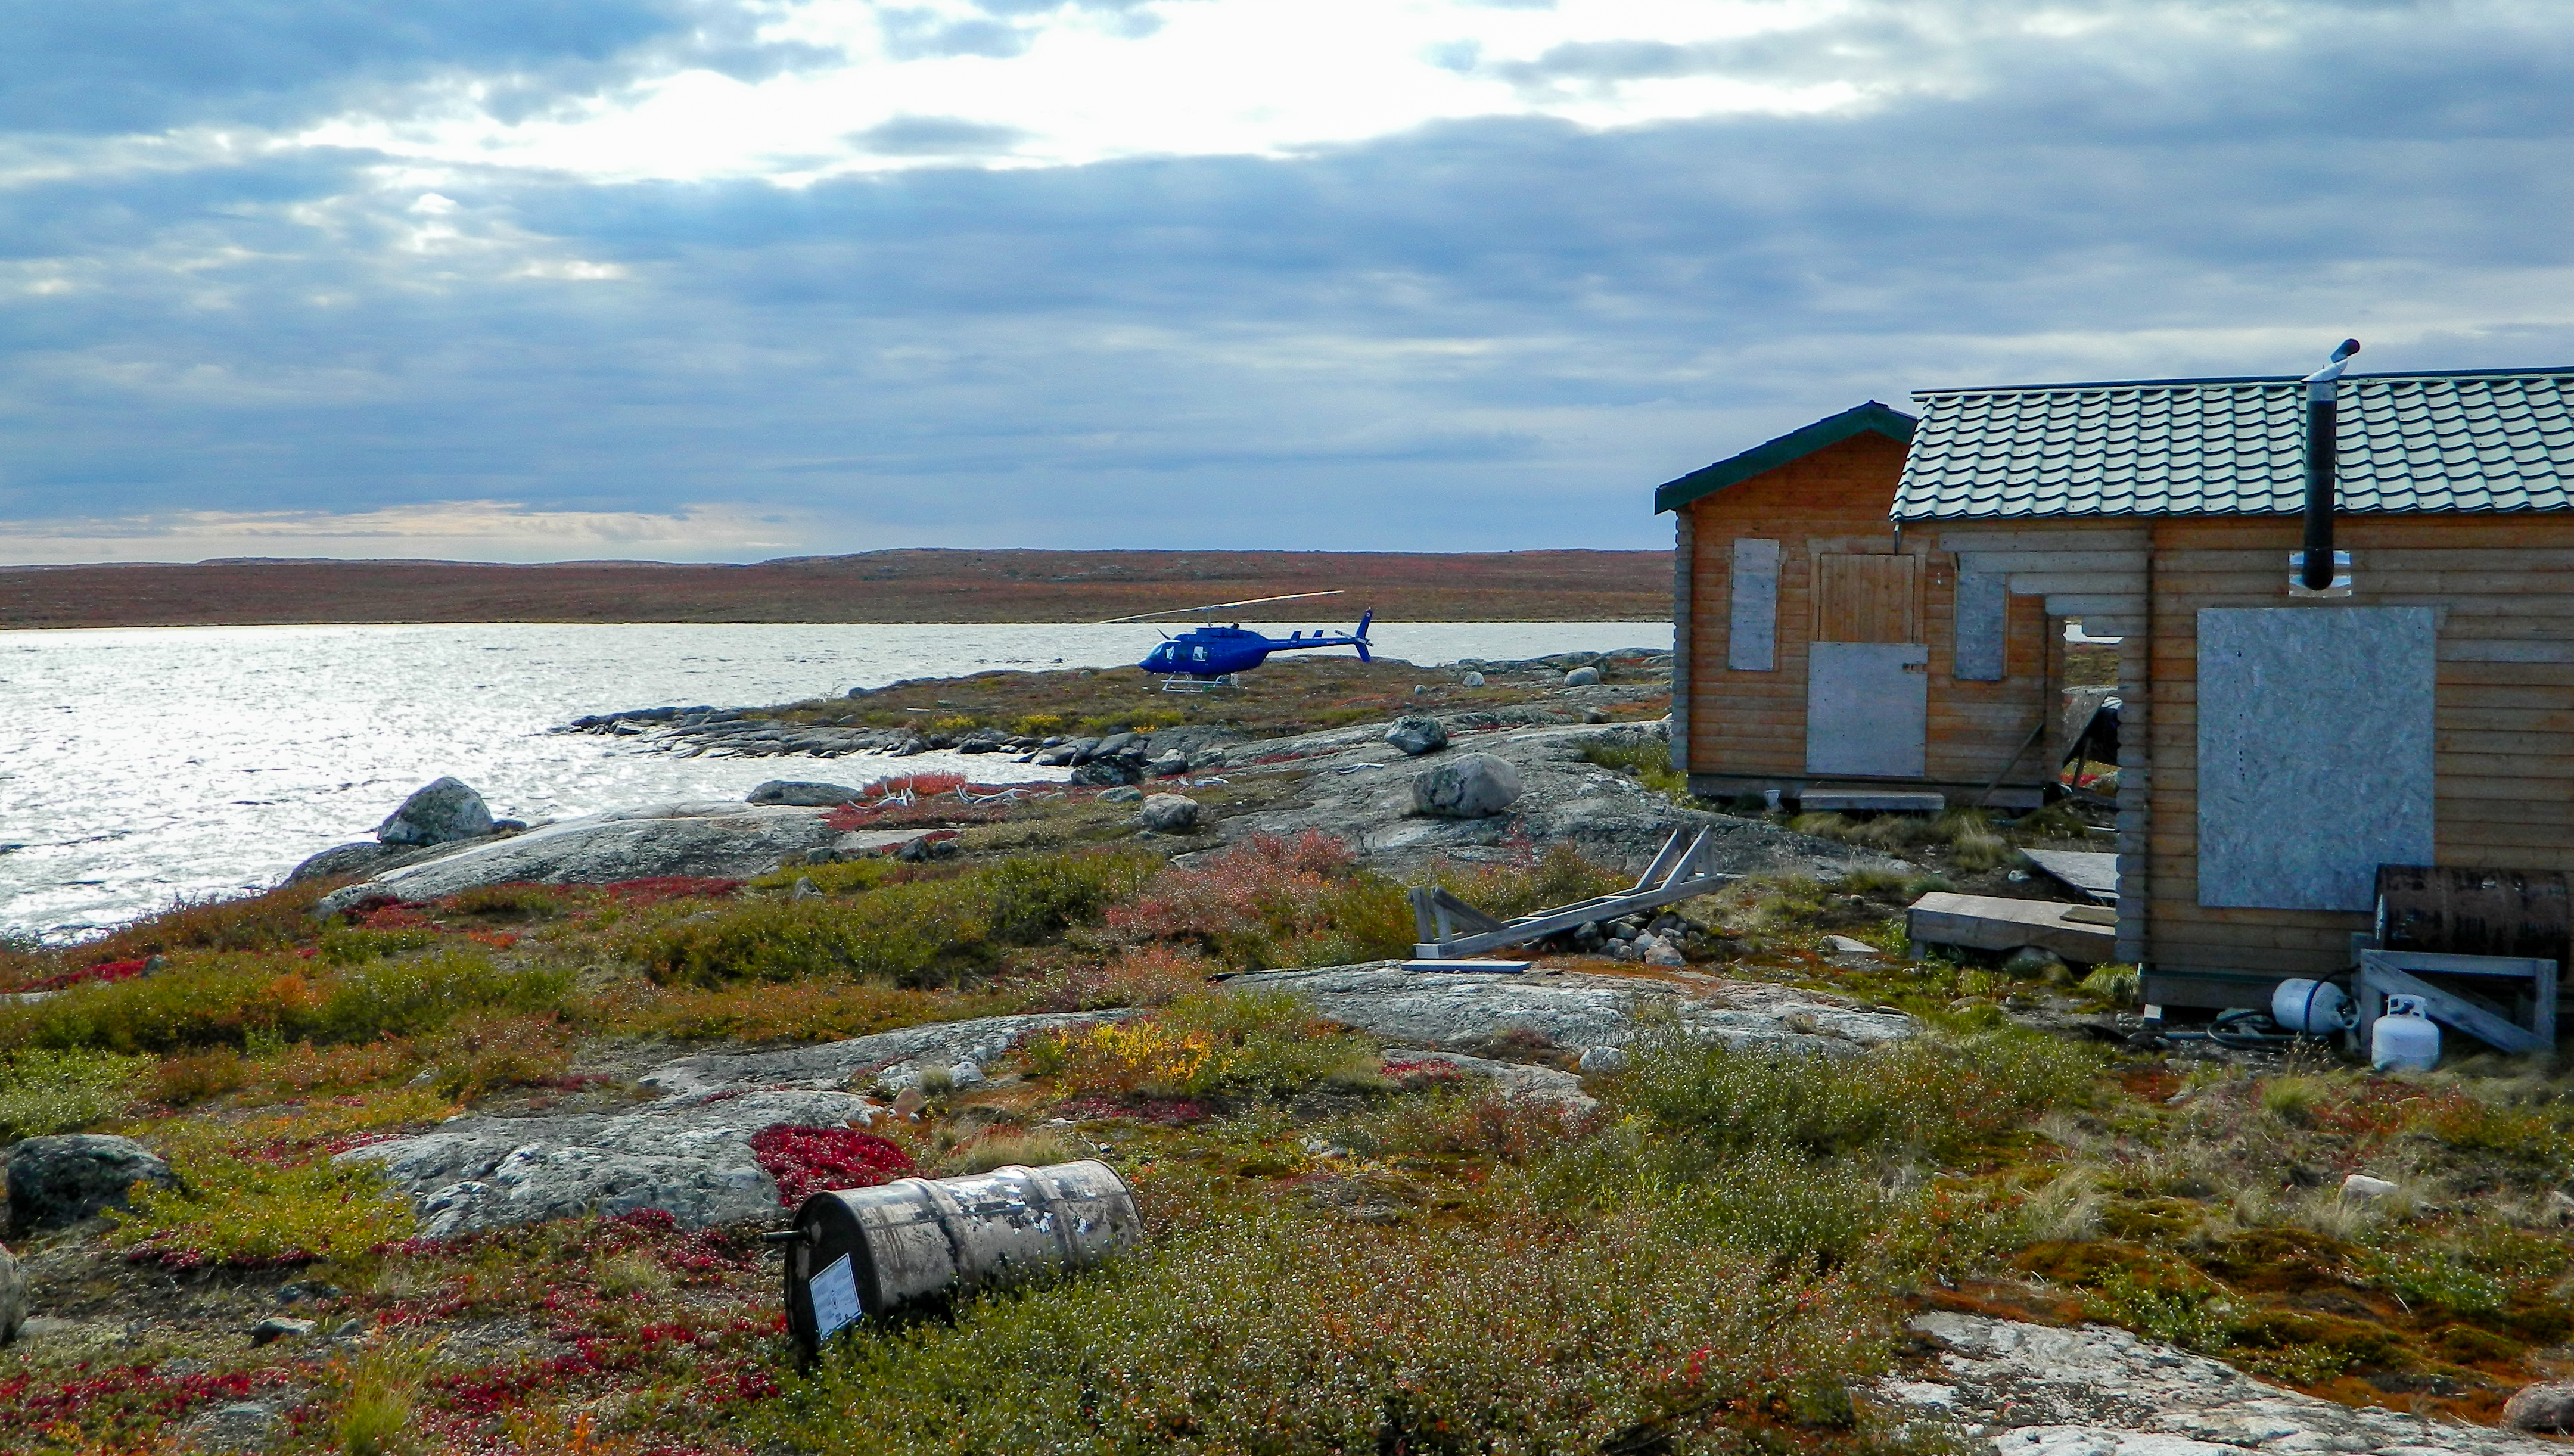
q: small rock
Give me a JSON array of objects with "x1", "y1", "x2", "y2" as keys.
[
  {"x1": 286, "y1": 841, "x2": 399, "y2": 883},
  {"x1": 1609, "y1": 923, "x2": 1637, "y2": 941},
  {"x1": 5, "y1": 1134, "x2": 179, "y2": 1234},
  {"x1": 204, "y1": 1401, "x2": 278, "y2": 1444},
  {"x1": 1071, "y1": 760, "x2": 1141, "y2": 787},
  {"x1": 1608, "y1": 939, "x2": 1640, "y2": 962},
  {"x1": 2341, "y1": 1173, "x2": 2400, "y2": 1203},
  {"x1": 1460, "y1": 671, "x2": 1486, "y2": 687},
  {"x1": 2505, "y1": 1381, "x2": 2574, "y2": 1433},
  {"x1": 1098, "y1": 785, "x2": 1145, "y2": 804},
  {"x1": 1576, "y1": 1046, "x2": 1627, "y2": 1075},
  {"x1": 1565, "y1": 667, "x2": 1602, "y2": 687},
  {"x1": 1137, "y1": 794, "x2": 1201, "y2": 832},
  {"x1": 331, "y1": 1318, "x2": 367, "y2": 1339},
  {"x1": 1412, "y1": 685, "x2": 1428, "y2": 695},
  {"x1": 375, "y1": 776, "x2": 495, "y2": 846},
  {"x1": 249, "y1": 1316, "x2": 315, "y2": 1345},
  {"x1": 746, "y1": 780, "x2": 863, "y2": 807},
  {"x1": 1148, "y1": 749, "x2": 1191, "y2": 777},
  {"x1": 1093, "y1": 731, "x2": 1140, "y2": 760},
  {"x1": 0, "y1": 1240, "x2": 23, "y2": 1345},
  {"x1": 276, "y1": 1280, "x2": 342, "y2": 1305},
  {"x1": 2547, "y1": 1189, "x2": 2574, "y2": 1225},
  {"x1": 896, "y1": 836, "x2": 959, "y2": 863},
  {"x1": 1823, "y1": 935, "x2": 1882, "y2": 959},
  {"x1": 1582, "y1": 708, "x2": 1611, "y2": 724},
  {"x1": 892, "y1": 1087, "x2": 928, "y2": 1119},
  {"x1": 790, "y1": 877, "x2": 822, "y2": 901},
  {"x1": 1384, "y1": 715, "x2": 1450, "y2": 757},
  {"x1": 2002, "y1": 945, "x2": 2066, "y2": 978},
  {"x1": 1410, "y1": 753, "x2": 1524, "y2": 819},
  {"x1": 947, "y1": 1060, "x2": 987, "y2": 1089}
]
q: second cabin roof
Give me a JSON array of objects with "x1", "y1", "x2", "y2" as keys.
[
  {"x1": 1892, "y1": 368, "x2": 2574, "y2": 522},
  {"x1": 1653, "y1": 401, "x2": 1916, "y2": 515}
]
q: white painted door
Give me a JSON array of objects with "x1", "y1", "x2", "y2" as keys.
[{"x1": 1806, "y1": 642, "x2": 1929, "y2": 777}]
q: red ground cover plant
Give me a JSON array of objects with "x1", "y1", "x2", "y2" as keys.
[
  {"x1": 358, "y1": 903, "x2": 436, "y2": 929},
  {"x1": 20, "y1": 957, "x2": 150, "y2": 991},
  {"x1": 747, "y1": 1125, "x2": 917, "y2": 1205},
  {"x1": 0, "y1": 1362, "x2": 293, "y2": 1443}
]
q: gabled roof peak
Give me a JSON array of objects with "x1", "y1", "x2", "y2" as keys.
[{"x1": 1654, "y1": 401, "x2": 1915, "y2": 515}]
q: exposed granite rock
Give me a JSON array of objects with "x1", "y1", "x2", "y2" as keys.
[
  {"x1": 640, "y1": 1012, "x2": 1130, "y2": 1099},
  {"x1": 1138, "y1": 794, "x2": 1201, "y2": 832},
  {"x1": 5, "y1": 1134, "x2": 179, "y2": 1234},
  {"x1": 316, "y1": 802, "x2": 841, "y2": 915},
  {"x1": 1382, "y1": 1049, "x2": 1595, "y2": 1112},
  {"x1": 1211, "y1": 721, "x2": 1904, "y2": 879},
  {"x1": 1882, "y1": 1311, "x2": 2559, "y2": 1455},
  {"x1": 745, "y1": 780, "x2": 864, "y2": 807},
  {"x1": 2504, "y1": 1381, "x2": 2574, "y2": 1435},
  {"x1": 337, "y1": 1088, "x2": 877, "y2": 1239},
  {"x1": 1226, "y1": 963, "x2": 1910, "y2": 1057},
  {"x1": 1411, "y1": 753, "x2": 1522, "y2": 819},
  {"x1": 0, "y1": 1240, "x2": 23, "y2": 1345}
]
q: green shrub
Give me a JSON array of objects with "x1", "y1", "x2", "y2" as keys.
[
  {"x1": 1021, "y1": 991, "x2": 1381, "y2": 1101},
  {"x1": 0, "y1": 949, "x2": 568, "y2": 1054},
  {"x1": 111, "y1": 1146, "x2": 416, "y2": 1267},
  {"x1": 1610, "y1": 1024, "x2": 2101, "y2": 1163},
  {"x1": 646, "y1": 850, "x2": 1155, "y2": 987},
  {"x1": 318, "y1": 926, "x2": 438, "y2": 964},
  {"x1": 0, "y1": 1047, "x2": 148, "y2": 1140},
  {"x1": 753, "y1": 1197, "x2": 1891, "y2": 1455},
  {"x1": 1428, "y1": 844, "x2": 1626, "y2": 921}
]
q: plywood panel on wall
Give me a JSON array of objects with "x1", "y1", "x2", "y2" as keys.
[{"x1": 1814, "y1": 553, "x2": 1920, "y2": 644}]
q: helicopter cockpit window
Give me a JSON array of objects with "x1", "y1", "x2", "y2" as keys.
[{"x1": 1192, "y1": 646, "x2": 1208, "y2": 662}]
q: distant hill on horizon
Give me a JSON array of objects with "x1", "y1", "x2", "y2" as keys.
[{"x1": 0, "y1": 548, "x2": 1673, "y2": 629}]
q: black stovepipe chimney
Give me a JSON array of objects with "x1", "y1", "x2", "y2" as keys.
[{"x1": 2301, "y1": 338, "x2": 2361, "y2": 590}]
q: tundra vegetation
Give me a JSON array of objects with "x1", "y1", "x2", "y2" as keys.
[{"x1": 2, "y1": 664, "x2": 2567, "y2": 1454}]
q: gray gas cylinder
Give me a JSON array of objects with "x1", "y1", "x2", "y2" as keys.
[{"x1": 777, "y1": 1159, "x2": 1142, "y2": 1357}]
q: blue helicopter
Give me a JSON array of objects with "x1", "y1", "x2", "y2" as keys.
[{"x1": 1108, "y1": 590, "x2": 1374, "y2": 688}]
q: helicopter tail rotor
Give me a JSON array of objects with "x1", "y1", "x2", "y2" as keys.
[{"x1": 1353, "y1": 609, "x2": 1373, "y2": 662}]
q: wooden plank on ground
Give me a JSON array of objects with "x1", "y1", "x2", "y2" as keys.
[{"x1": 1906, "y1": 892, "x2": 2118, "y2": 962}]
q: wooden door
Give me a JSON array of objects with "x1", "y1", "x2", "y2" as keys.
[{"x1": 1807, "y1": 553, "x2": 1928, "y2": 777}]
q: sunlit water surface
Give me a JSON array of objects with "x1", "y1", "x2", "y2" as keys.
[{"x1": 1, "y1": 621, "x2": 1664, "y2": 939}]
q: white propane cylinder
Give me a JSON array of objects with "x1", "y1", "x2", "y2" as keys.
[
  {"x1": 2270, "y1": 979, "x2": 2357, "y2": 1035},
  {"x1": 2371, "y1": 995, "x2": 2441, "y2": 1072}
]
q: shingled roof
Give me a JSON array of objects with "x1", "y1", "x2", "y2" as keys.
[
  {"x1": 1654, "y1": 401, "x2": 1915, "y2": 515},
  {"x1": 1891, "y1": 368, "x2": 2574, "y2": 522}
]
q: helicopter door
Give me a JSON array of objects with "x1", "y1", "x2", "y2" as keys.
[{"x1": 1804, "y1": 553, "x2": 1927, "y2": 779}]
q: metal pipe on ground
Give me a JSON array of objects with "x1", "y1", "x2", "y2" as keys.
[{"x1": 774, "y1": 1159, "x2": 1142, "y2": 1359}]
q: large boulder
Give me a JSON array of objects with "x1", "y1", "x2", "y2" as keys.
[
  {"x1": 1071, "y1": 760, "x2": 1140, "y2": 788},
  {"x1": 1138, "y1": 794, "x2": 1201, "y2": 833},
  {"x1": 6, "y1": 1134, "x2": 178, "y2": 1234},
  {"x1": 746, "y1": 780, "x2": 864, "y2": 807},
  {"x1": 375, "y1": 777, "x2": 494, "y2": 847},
  {"x1": 316, "y1": 802, "x2": 840, "y2": 917},
  {"x1": 1564, "y1": 667, "x2": 1602, "y2": 687},
  {"x1": 1410, "y1": 754, "x2": 1524, "y2": 819},
  {"x1": 0, "y1": 1240, "x2": 23, "y2": 1345},
  {"x1": 1384, "y1": 716, "x2": 1449, "y2": 757},
  {"x1": 2507, "y1": 1382, "x2": 2574, "y2": 1434}
]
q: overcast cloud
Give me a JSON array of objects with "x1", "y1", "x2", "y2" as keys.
[{"x1": 1, "y1": 0, "x2": 2567, "y2": 562}]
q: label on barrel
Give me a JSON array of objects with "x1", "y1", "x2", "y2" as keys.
[{"x1": 810, "y1": 1253, "x2": 863, "y2": 1340}]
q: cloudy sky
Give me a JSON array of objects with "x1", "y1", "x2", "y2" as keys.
[{"x1": 1, "y1": 0, "x2": 2567, "y2": 563}]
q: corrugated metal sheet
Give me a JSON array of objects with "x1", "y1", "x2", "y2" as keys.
[{"x1": 1892, "y1": 370, "x2": 2574, "y2": 521}]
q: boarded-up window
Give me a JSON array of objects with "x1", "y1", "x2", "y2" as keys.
[
  {"x1": 2197, "y1": 607, "x2": 2436, "y2": 911},
  {"x1": 1951, "y1": 571, "x2": 2007, "y2": 680},
  {"x1": 1728, "y1": 538, "x2": 1780, "y2": 671},
  {"x1": 1813, "y1": 553, "x2": 1919, "y2": 644}
]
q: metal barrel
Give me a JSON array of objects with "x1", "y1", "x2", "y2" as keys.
[
  {"x1": 2374, "y1": 864, "x2": 2572, "y2": 965},
  {"x1": 779, "y1": 1159, "x2": 1142, "y2": 1358}
]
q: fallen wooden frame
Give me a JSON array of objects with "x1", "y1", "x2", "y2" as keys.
[
  {"x1": 2357, "y1": 948, "x2": 2557, "y2": 1057},
  {"x1": 1407, "y1": 826, "x2": 1733, "y2": 960},
  {"x1": 1904, "y1": 891, "x2": 2118, "y2": 964}
]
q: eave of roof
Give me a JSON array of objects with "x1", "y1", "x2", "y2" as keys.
[{"x1": 1653, "y1": 401, "x2": 1916, "y2": 515}]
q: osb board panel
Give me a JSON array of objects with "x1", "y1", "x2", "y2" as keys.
[
  {"x1": 1952, "y1": 571, "x2": 2008, "y2": 680},
  {"x1": 1807, "y1": 642, "x2": 1930, "y2": 777},
  {"x1": 1728, "y1": 537, "x2": 1780, "y2": 671},
  {"x1": 2196, "y1": 607, "x2": 2435, "y2": 911}
]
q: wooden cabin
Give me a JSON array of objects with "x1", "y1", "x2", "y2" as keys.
[
  {"x1": 1888, "y1": 366, "x2": 2574, "y2": 1009},
  {"x1": 1658, "y1": 402, "x2": 2064, "y2": 810}
]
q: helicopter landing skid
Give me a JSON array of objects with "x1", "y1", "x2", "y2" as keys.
[{"x1": 1159, "y1": 674, "x2": 1243, "y2": 693}]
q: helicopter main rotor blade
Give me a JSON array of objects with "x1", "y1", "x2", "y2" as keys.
[{"x1": 1098, "y1": 589, "x2": 1344, "y2": 624}]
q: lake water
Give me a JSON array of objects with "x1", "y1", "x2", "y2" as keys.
[{"x1": 0, "y1": 621, "x2": 1665, "y2": 940}]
